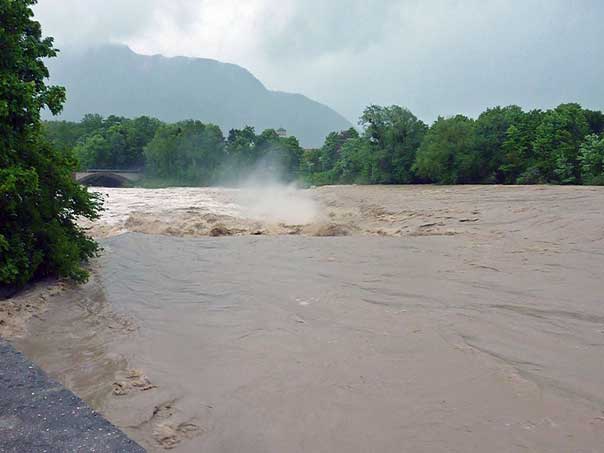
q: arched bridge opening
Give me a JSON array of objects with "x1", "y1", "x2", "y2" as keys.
[{"x1": 74, "y1": 170, "x2": 143, "y2": 188}]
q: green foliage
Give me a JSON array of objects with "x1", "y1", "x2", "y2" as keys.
[
  {"x1": 532, "y1": 104, "x2": 589, "y2": 184},
  {"x1": 1, "y1": 0, "x2": 101, "y2": 289},
  {"x1": 584, "y1": 109, "x2": 604, "y2": 136},
  {"x1": 499, "y1": 109, "x2": 544, "y2": 183},
  {"x1": 40, "y1": 100, "x2": 604, "y2": 189},
  {"x1": 144, "y1": 121, "x2": 225, "y2": 185},
  {"x1": 516, "y1": 166, "x2": 545, "y2": 185},
  {"x1": 144, "y1": 121, "x2": 304, "y2": 186},
  {"x1": 359, "y1": 105, "x2": 428, "y2": 184},
  {"x1": 413, "y1": 115, "x2": 477, "y2": 184},
  {"x1": 579, "y1": 134, "x2": 604, "y2": 185},
  {"x1": 69, "y1": 115, "x2": 160, "y2": 170},
  {"x1": 317, "y1": 128, "x2": 359, "y2": 172},
  {"x1": 331, "y1": 137, "x2": 373, "y2": 184},
  {"x1": 473, "y1": 106, "x2": 525, "y2": 182},
  {"x1": 219, "y1": 127, "x2": 305, "y2": 184},
  {"x1": 42, "y1": 115, "x2": 307, "y2": 186},
  {"x1": 299, "y1": 106, "x2": 427, "y2": 185},
  {"x1": 302, "y1": 102, "x2": 601, "y2": 187}
]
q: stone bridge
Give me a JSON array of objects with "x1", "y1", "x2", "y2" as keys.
[{"x1": 74, "y1": 170, "x2": 143, "y2": 187}]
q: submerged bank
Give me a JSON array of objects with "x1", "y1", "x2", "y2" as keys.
[{"x1": 4, "y1": 185, "x2": 604, "y2": 452}]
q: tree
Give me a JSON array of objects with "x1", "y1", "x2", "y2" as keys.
[
  {"x1": 473, "y1": 105, "x2": 525, "y2": 183},
  {"x1": 413, "y1": 115, "x2": 477, "y2": 184},
  {"x1": 74, "y1": 133, "x2": 112, "y2": 169},
  {"x1": 124, "y1": 116, "x2": 161, "y2": 167},
  {"x1": 220, "y1": 126, "x2": 305, "y2": 184},
  {"x1": 332, "y1": 137, "x2": 373, "y2": 184},
  {"x1": 43, "y1": 120, "x2": 86, "y2": 151},
  {"x1": 68, "y1": 115, "x2": 160, "y2": 171},
  {"x1": 500, "y1": 109, "x2": 544, "y2": 184},
  {"x1": 532, "y1": 103, "x2": 589, "y2": 184},
  {"x1": 221, "y1": 126, "x2": 258, "y2": 182},
  {"x1": 1, "y1": 0, "x2": 101, "y2": 290},
  {"x1": 359, "y1": 105, "x2": 427, "y2": 183},
  {"x1": 579, "y1": 134, "x2": 604, "y2": 185},
  {"x1": 299, "y1": 148, "x2": 322, "y2": 182},
  {"x1": 318, "y1": 128, "x2": 359, "y2": 172},
  {"x1": 144, "y1": 120, "x2": 225, "y2": 184},
  {"x1": 251, "y1": 129, "x2": 304, "y2": 181},
  {"x1": 584, "y1": 109, "x2": 604, "y2": 136}
]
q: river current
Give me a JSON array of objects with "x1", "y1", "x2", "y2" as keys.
[{"x1": 13, "y1": 185, "x2": 604, "y2": 452}]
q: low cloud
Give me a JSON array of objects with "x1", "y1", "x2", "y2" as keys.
[{"x1": 35, "y1": 0, "x2": 604, "y2": 123}]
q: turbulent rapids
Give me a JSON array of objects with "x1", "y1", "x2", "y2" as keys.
[{"x1": 6, "y1": 185, "x2": 604, "y2": 452}]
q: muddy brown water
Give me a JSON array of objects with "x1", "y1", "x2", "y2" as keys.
[{"x1": 11, "y1": 186, "x2": 604, "y2": 452}]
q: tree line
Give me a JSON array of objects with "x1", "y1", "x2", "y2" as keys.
[
  {"x1": 45, "y1": 102, "x2": 604, "y2": 187},
  {"x1": 303, "y1": 103, "x2": 604, "y2": 186},
  {"x1": 44, "y1": 116, "x2": 304, "y2": 185}
]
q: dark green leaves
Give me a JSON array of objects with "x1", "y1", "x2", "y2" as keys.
[
  {"x1": 1, "y1": 0, "x2": 100, "y2": 289},
  {"x1": 301, "y1": 103, "x2": 602, "y2": 186}
]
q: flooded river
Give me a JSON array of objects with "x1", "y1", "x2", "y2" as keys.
[{"x1": 9, "y1": 185, "x2": 604, "y2": 452}]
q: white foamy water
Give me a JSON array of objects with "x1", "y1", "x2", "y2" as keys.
[
  {"x1": 93, "y1": 187, "x2": 243, "y2": 226},
  {"x1": 231, "y1": 183, "x2": 319, "y2": 225},
  {"x1": 85, "y1": 186, "x2": 322, "y2": 238}
]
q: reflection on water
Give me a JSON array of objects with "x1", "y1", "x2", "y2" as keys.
[{"x1": 15, "y1": 232, "x2": 604, "y2": 452}]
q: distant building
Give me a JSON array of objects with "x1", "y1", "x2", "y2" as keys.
[{"x1": 276, "y1": 128, "x2": 287, "y2": 137}]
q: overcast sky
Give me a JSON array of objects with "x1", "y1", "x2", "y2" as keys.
[{"x1": 34, "y1": 0, "x2": 604, "y2": 124}]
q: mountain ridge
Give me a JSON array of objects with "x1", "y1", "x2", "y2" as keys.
[{"x1": 45, "y1": 44, "x2": 352, "y2": 148}]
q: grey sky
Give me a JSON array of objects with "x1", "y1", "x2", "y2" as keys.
[{"x1": 34, "y1": 0, "x2": 604, "y2": 123}]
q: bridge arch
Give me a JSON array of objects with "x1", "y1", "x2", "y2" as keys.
[
  {"x1": 74, "y1": 170, "x2": 143, "y2": 187},
  {"x1": 77, "y1": 173, "x2": 130, "y2": 187}
]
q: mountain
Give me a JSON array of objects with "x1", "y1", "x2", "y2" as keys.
[{"x1": 44, "y1": 45, "x2": 352, "y2": 148}]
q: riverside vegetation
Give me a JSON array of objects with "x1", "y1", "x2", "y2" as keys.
[
  {"x1": 1, "y1": 0, "x2": 101, "y2": 291},
  {"x1": 45, "y1": 103, "x2": 604, "y2": 187}
]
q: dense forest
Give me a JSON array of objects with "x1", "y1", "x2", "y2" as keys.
[{"x1": 45, "y1": 102, "x2": 604, "y2": 186}]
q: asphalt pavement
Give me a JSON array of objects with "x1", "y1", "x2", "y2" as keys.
[{"x1": 0, "y1": 339, "x2": 145, "y2": 453}]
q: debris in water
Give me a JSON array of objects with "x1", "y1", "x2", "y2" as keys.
[
  {"x1": 113, "y1": 369, "x2": 157, "y2": 396},
  {"x1": 312, "y1": 224, "x2": 350, "y2": 237},
  {"x1": 209, "y1": 225, "x2": 233, "y2": 237}
]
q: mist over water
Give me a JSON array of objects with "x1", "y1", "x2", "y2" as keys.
[
  {"x1": 234, "y1": 182, "x2": 319, "y2": 225},
  {"x1": 223, "y1": 153, "x2": 320, "y2": 225},
  {"x1": 86, "y1": 184, "x2": 321, "y2": 238},
  {"x1": 88, "y1": 153, "x2": 321, "y2": 237}
]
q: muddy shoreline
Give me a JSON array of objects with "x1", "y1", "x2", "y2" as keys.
[
  {"x1": 0, "y1": 339, "x2": 145, "y2": 453},
  {"x1": 0, "y1": 279, "x2": 67, "y2": 339},
  {"x1": 3, "y1": 185, "x2": 604, "y2": 452}
]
